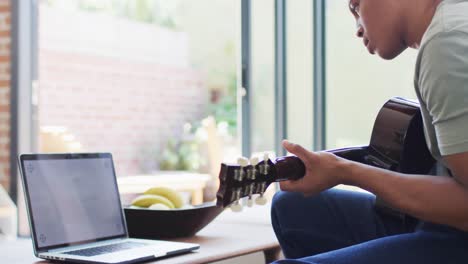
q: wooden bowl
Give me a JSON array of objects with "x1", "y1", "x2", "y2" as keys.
[{"x1": 124, "y1": 202, "x2": 224, "y2": 239}]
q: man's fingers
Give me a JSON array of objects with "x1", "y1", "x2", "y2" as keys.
[
  {"x1": 279, "y1": 179, "x2": 304, "y2": 192},
  {"x1": 279, "y1": 180, "x2": 293, "y2": 192},
  {"x1": 282, "y1": 140, "x2": 310, "y2": 161}
]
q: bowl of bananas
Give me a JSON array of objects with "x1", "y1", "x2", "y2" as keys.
[{"x1": 123, "y1": 186, "x2": 224, "y2": 239}]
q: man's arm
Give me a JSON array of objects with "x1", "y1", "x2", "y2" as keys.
[
  {"x1": 348, "y1": 31, "x2": 468, "y2": 230},
  {"x1": 279, "y1": 141, "x2": 468, "y2": 231}
]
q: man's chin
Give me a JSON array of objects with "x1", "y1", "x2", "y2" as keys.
[{"x1": 377, "y1": 48, "x2": 406, "y2": 60}]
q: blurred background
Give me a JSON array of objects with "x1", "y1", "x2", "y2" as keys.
[{"x1": 0, "y1": 0, "x2": 419, "y2": 236}]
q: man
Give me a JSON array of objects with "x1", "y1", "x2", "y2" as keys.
[{"x1": 271, "y1": 0, "x2": 468, "y2": 263}]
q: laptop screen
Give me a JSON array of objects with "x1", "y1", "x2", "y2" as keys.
[{"x1": 20, "y1": 154, "x2": 126, "y2": 250}]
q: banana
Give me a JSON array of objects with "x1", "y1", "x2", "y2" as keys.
[
  {"x1": 143, "y1": 186, "x2": 184, "y2": 209},
  {"x1": 131, "y1": 194, "x2": 175, "y2": 209},
  {"x1": 148, "y1": 203, "x2": 171, "y2": 210}
]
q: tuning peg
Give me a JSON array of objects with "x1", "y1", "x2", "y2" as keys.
[
  {"x1": 255, "y1": 195, "x2": 268, "y2": 205},
  {"x1": 237, "y1": 157, "x2": 249, "y2": 167},
  {"x1": 250, "y1": 157, "x2": 260, "y2": 166},
  {"x1": 231, "y1": 201, "x2": 243, "y2": 212},
  {"x1": 247, "y1": 198, "x2": 254, "y2": 207}
]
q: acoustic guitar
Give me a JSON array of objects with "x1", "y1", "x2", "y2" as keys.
[{"x1": 216, "y1": 97, "x2": 436, "y2": 216}]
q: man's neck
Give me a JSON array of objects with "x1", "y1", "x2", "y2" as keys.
[{"x1": 403, "y1": 0, "x2": 443, "y2": 49}]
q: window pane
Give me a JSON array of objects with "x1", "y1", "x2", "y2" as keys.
[
  {"x1": 250, "y1": 0, "x2": 275, "y2": 154},
  {"x1": 286, "y1": 0, "x2": 314, "y2": 149},
  {"x1": 37, "y1": 0, "x2": 238, "y2": 201},
  {"x1": 326, "y1": 0, "x2": 417, "y2": 149}
]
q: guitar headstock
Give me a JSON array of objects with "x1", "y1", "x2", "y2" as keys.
[{"x1": 216, "y1": 153, "x2": 277, "y2": 211}]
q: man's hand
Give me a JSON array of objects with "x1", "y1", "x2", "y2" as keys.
[{"x1": 279, "y1": 140, "x2": 346, "y2": 196}]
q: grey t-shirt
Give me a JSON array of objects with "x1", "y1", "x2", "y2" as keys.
[{"x1": 414, "y1": 0, "x2": 468, "y2": 169}]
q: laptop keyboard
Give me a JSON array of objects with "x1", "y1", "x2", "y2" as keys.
[{"x1": 63, "y1": 241, "x2": 147, "y2": 257}]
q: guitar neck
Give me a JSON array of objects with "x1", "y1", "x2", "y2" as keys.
[
  {"x1": 216, "y1": 97, "x2": 437, "y2": 209},
  {"x1": 273, "y1": 146, "x2": 372, "y2": 181}
]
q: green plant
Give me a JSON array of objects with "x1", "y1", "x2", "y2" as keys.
[
  {"x1": 159, "y1": 129, "x2": 205, "y2": 172},
  {"x1": 159, "y1": 138, "x2": 179, "y2": 170},
  {"x1": 77, "y1": 0, "x2": 179, "y2": 30},
  {"x1": 208, "y1": 73, "x2": 237, "y2": 136}
]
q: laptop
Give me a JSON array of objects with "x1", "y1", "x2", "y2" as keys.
[{"x1": 18, "y1": 153, "x2": 200, "y2": 264}]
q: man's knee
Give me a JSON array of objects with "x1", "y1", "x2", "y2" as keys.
[
  {"x1": 270, "y1": 189, "x2": 354, "y2": 230},
  {"x1": 271, "y1": 190, "x2": 327, "y2": 214},
  {"x1": 271, "y1": 190, "x2": 324, "y2": 229},
  {"x1": 271, "y1": 191, "x2": 304, "y2": 230},
  {"x1": 272, "y1": 191, "x2": 303, "y2": 210}
]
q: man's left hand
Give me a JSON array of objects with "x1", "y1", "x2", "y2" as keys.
[{"x1": 279, "y1": 140, "x2": 346, "y2": 196}]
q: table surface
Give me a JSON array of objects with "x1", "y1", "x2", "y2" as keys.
[{"x1": 0, "y1": 203, "x2": 279, "y2": 264}]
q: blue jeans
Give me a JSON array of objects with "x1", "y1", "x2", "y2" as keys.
[{"x1": 271, "y1": 189, "x2": 468, "y2": 264}]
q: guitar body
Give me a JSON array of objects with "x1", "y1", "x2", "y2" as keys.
[
  {"x1": 365, "y1": 97, "x2": 434, "y2": 174},
  {"x1": 216, "y1": 97, "x2": 436, "y2": 214},
  {"x1": 341, "y1": 97, "x2": 435, "y2": 218}
]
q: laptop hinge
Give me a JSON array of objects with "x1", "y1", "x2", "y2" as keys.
[{"x1": 46, "y1": 237, "x2": 128, "y2": 253}]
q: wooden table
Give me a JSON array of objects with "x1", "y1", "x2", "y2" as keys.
[{"x1": 0, "y1": 203, "x2": 281, "y2": 264}]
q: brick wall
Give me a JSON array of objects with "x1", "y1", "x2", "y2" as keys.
[
  {"x1": 38, "y1": 6, "x2": 207, "y2": 176},
  {"x1": 0, "y1": 0, "x2": 10, "y2": 190},
  {"x1": 38, "y1": 50, "x2": 206, "y2": 176}
]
